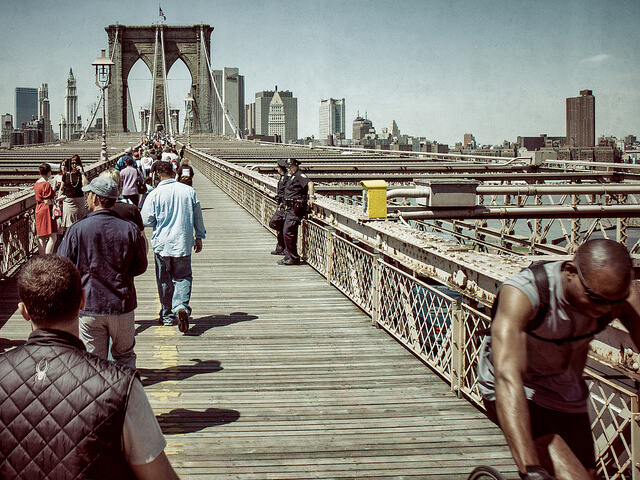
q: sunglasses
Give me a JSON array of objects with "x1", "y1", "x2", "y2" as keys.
[{"x1": 575, "y1": 261, "x2": 629, "y2": 306}]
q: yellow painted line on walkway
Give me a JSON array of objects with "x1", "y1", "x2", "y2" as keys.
[{"x1": 147, "y1": 295, "x2": 186, "y2": 459}]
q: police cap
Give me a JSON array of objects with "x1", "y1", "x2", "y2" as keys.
[
  {"x1": 285, "y1": 158, "x2": 300, "y2": 167},
  {"x1": 277, "y1": 158, "x2": 287, "y2": 168}
]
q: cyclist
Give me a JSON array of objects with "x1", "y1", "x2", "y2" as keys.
[{"x1": 478, "y1": 239, "x2": 640, "y2": 480}]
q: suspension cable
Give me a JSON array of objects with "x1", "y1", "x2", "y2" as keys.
[
  {"x1": 159, "y1": 26, "x2": 173, "y2": 137},
  {"x1": 200, "y1": 32, "x2": 242, "y2": 140},
  {"x1": 148, "y1": 25, "x2": 159, "y2": 138}
]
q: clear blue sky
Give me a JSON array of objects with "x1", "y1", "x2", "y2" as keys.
[{"x1": 1, "y1": 0, "x2": 639, "y2": 145}]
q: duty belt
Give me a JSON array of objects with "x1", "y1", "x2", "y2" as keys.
[{"x1": 284, "y1": 198, "x2": 307, "y2": 207}]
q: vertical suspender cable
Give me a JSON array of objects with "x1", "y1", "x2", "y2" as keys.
[
  {"x1": 159, "y1": 26, "x2": 173, "y2": 137},
  {"x1": 148, "y1": 25, "x2": 159, "y2": 138},
  {"x1": 200, "y1": 33, "x2": 242, "y2": 140}
]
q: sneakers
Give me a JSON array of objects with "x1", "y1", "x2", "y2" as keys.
[
  {"x1": 177, "y1": 309, "x2": 190, "y2": 333},
  {"x1": 278, "y1": 258, "x2": 300, "y2": 265},
  {"x1": 271, "y1": 250, "x2": 285, "y2": 255}
]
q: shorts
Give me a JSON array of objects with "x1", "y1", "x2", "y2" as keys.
[{"x1": 484, "y1": 399, "x2": 595, "y2": 470}]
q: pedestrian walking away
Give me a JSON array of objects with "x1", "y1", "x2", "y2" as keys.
[
  {"x1": 141, "y1": 161, "x2": 206, "y2": 332},
  {"x1": 279, "y1": 158, "x2": 314, "y2": 265},
  {"x1": 100, "y1": 168, "x2": 145, "y2": 231},
  {"x1": 58, "y1": 176, "x2": 148, "y2": 369},
  {"x1": 0, "y1": 255, "x2": 179, "y2": 480},
  {"x1": 176, "y1": 157, "x2": 195, "y2": 187},
  {"x1": 477, "y1": 239, "x2": 640, "y2": 480}
]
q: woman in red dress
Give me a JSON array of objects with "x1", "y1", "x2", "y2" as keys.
[{"x1": 34, "y1": 163, "x2": 58, "y2": 255}]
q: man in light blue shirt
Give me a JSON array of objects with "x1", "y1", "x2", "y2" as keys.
[{"x1": 140, "y1": 161, "x2": 206, "y2": 332}]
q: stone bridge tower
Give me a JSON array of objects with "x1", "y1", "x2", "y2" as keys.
[{"x1": 105, "y1": 24, "x2": 214, "y2": 134}]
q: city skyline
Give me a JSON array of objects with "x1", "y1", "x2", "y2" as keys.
[{"x1": 1, "y1": 0, "x2": 639, "y2": 145}]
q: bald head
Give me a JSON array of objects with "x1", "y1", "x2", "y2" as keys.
[{"x1": 574, "y1": 239, "x2": 632, "y2": 298}]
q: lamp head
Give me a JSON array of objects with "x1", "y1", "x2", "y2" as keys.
[{"x1": 92, "y1": 49, "x2": 115, "y2": 89}]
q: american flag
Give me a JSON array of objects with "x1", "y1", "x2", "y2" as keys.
[{"x1": 159, "y1": 7, "x2": 166, "y2": 21}]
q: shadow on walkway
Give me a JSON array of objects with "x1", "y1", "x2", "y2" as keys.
[
  {"x1": 0, "y1": 277, "x2": 20, "y2": 330},
  {"x1": 135, "y1": 312, "x2": 258, "y2": 336},
  {"x1": 184, "y1": 312, "x2": 258, "y2": 337},
  {"x1": 0, "y1": 338, "x2": 25, "y2": 353},
  {"x1": 156, "y1": 407, "x2": 240, "y2": 435},
  {"x1": 139, "y1": 358, "x2": 223, "y2": 387}
]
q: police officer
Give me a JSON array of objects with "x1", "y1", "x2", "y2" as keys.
[
  {"x1": 279, "y1": 158, "x2": 314, "y2": 265},
  {"x1": 269, "y1": 159, "x2": 288, "y2": 255}
]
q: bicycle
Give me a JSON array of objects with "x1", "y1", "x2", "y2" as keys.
[{"x1": 468, "y1": 465, "x2": 508, "y2": 480}]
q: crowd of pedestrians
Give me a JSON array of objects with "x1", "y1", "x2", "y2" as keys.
[{"x1": 4, "y1": 133, "x2": 206, "y2": 477}]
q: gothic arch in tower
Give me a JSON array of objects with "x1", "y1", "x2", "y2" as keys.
[{"x1": 105, "y1": 24, "x2": 214, "y2": 134}]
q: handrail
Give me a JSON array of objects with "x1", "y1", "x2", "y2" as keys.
[{"x1": 0, "y1": 149, "x2": 127, "y2": 277}]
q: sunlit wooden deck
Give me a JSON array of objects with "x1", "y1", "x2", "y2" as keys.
[{"x1": 0, "y1": 168, "x2": 518, "y2": 479}]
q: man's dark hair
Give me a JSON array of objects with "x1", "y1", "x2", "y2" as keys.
[
  {"x1": 155, "y1": 161, "x2": 174, "y2": 177},
  {"x1": 125, "y1": 157, "x2": 135, "y2": 167},
  {"x1": 39, "y1": 163, "x2": 51, "y2": 176},
  {"x1": 96, "y1": 196, "x2": 117, "y2": 208},
  {"x1": 18, "y1": 255, "x2": 82, "y2": 327}
]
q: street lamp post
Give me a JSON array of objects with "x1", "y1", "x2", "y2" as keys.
[
  {"x1": 92, "y1": 49, "x2": 115, "y2": 163},
  {"x1": 184, "y1": 94, "x2": 194, "y2": 148}
]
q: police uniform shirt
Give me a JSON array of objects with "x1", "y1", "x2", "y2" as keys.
[
  {"x1": 276, "y1": 173, "x2": 289, "y2": 203},
  {"x1": 284, "y1": 170, "x2": 310, "y2": 200}
]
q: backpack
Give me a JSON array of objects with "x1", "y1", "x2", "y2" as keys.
[{"x1": 486, "y1": 261, "x2": 612, "y2": 345}]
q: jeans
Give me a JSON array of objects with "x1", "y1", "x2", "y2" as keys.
[
  {"x1": 154, "y1": 253, "x2": 193, "y2": 325},
  {"x1": 79, "y1": 311, "x2": 136, "y2": 369}
]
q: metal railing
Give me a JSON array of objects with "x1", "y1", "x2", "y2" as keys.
[
  {"x1": 0, "y1": 152, "x2": 123, "y2": 277},
  {"x1": 187, "y1": 146, "x2": 640, "y2": 479}
]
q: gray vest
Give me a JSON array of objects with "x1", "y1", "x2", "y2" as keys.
[
  {"x1": 478, "y1": 261, "x2": 600, "y2": 413},
  {"x1": 0, "y1": 329, "x2": 138, "y2": 479}
]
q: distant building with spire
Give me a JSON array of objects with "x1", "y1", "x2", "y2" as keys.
[
  {"x1": 60, "y1": 68, "x2": 82, "y2": 140},
  {"x1": 254, "y1": 88, "x2": 297, "y2": 141},
  {"x1": 267, "y1": 88, "x2": 297, "y2": 143}
]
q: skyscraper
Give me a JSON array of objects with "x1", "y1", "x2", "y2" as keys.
[
  {"x1": 38, "y1": 84, "x2": 54, "y2": 143},
  {"x1": 352, "y1": 114, "x2": 372, "y2": 140},
  {"x1": 566, "y1": 90, "x2": 595, "y2": 148},
  {"x1": 1, "y1": 113, "x2": 13, "y2": 145},
  {"x1": 318, "y1": 98, "x2": 345, "y2": 142},
  {"x1": 60, "y1": 69, "x2": 82, "y2": 140},
  {"x1": 255, "y1": 89, "x2": 297, "y2": 137},
  {"x1": 15, "y1": 87, "x2": 38, "y2": 129},
  {"x1": 266, "y1": 90, "x2": 298, "y2": 143},
  {"x1": 212, "y1": 67, "x2": 245, "y2": 137}
]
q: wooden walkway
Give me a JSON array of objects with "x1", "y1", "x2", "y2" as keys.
[{"x1": 0, "y1": 170, "x2": 518, "y2": 479}]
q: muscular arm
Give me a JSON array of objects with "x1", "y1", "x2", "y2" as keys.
[
  {"x1": 619, "y1": 280, "x2": 640, "y2": 350},
  {"x1": 491, "y1": 285, "x2": 539, "y2": 472}
]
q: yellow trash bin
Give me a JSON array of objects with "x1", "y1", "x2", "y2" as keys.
[{"x1": 360, "y1": 180, "x2": 387, "y2": 219}]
